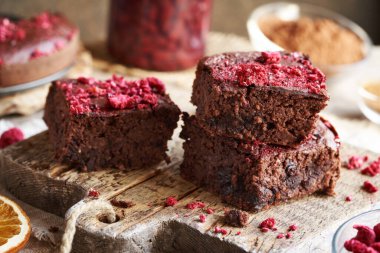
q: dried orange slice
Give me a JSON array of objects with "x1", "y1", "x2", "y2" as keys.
[{"x1": 0, "y1": 195, "x2": 31, "y2": 253}]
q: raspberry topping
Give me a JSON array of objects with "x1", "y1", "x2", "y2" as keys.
[
  {"x1": 210, "y1": 52, "x2": 326, "y2": 94},
  {"x1": 0, "y1": 12, "x2": 77, "y2": 65},
  {"x1": 57, "y1": 75, "x2": 166, "y2": 114},
  {"x1": 165, "y1": 196, "x2": 177, "y2": 207},
  {"x1": 0, "y1": 128, "x2": 24, "y2": 148},
  {"x1": 0, "y1": 18, "x2": 26, "y2": 43},
  {"x1": 33, "y1": 12, "x2": 54, "y2": 29}
]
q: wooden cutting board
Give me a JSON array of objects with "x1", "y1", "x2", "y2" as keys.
[{"x1": 0, "y1": 128, "x2": 379, "y2": 253}]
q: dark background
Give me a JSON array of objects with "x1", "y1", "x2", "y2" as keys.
[{"x1": 0, "y1": 0, "x2": 379, "y2": 45}]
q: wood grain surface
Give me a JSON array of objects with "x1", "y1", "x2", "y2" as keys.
[{"x1": 0, "y1": 129, "x2": 379, "y2": 253}]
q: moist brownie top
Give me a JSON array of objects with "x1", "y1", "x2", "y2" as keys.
[
  {"x1": 184, "y1": 114, "x2": 340, "y2": 156},
  {"x1": 0, "y1": 12, "x2": 78, "y2": 65},
  {"x1": 200, "y1": 51, "x2": 327, "y2": 95},
  {"x1": 55, "y1": 75, "x2": 168, "y2": 114}
]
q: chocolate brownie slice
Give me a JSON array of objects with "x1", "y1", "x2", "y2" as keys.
[
  {"x1": 44, "y1": 75, "x2": 180, "y2": 171},
  {"x1": 180, "y1": 114, "x2": 340, "y2": 211},
  {"x1": 192, "y1": 51, "x2": 329, "y2": 147}
]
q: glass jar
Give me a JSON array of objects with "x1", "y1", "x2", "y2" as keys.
[{"x1": 108, "y1": 0, "x2": 212, "y2": 71}]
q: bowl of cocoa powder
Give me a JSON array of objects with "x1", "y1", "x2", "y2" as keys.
[{"x1": 247, "y1": 2, "x2": 373, "y2": 78}]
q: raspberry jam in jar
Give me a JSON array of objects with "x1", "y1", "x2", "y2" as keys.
[{"x1": 108, "y1": 0, "x2": 212, "y2": 71}]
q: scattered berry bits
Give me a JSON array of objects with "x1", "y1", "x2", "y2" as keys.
[
  {"x1": 261, "y1": 227, "x2": 270, "y2": 233},
  {"x1": 288, "y1": 224, "x2": 298, "y2": 231},
  {"x1": 345, "y1": 155, "x2": 369, "y2": 170},
  {"x1": 186, "y1": 201, "x2": 206, "y2": 210},
  {"x1": 236, "y1": 231, "x2": 241, "y2": 236},
  {"x1": 361, "y1": 158, "x2": 380, "y2": 177},
  {"x1": 259, "y1": 218, "x2": 276, "y2": 230},
  {"x1": 214, "y1": 226, "x2": 228, "y2": 235},
  {"x1": 88, "y1": 188, "x2": 100, "y2": 198},
  {"x1": 345, "y1": 196, "x2": 353, "y2": 202},
  {"x1": 0, "y1": 127, "x2": 24, "y2": 148},
  {"x1": 199, "y1": 214, "x2": 206, "y2": 223},
  {"x1": 205, "y1": 208, "x2": 214, "y2": 214},
  {"x1": 285, "y1": 232, "x2": 292, "y2": 239},
  {"x1": 363, "y1": 181, "x2": 378, "y2": 193},
  {"x1": 165, "y1": 196, "x2": 177, "y2": 207},
  {"x1": 276, "y1": 233, "x2": 285, "y2": 239}
]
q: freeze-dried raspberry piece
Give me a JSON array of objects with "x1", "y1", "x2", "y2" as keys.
[
  {"x1": 165, "y1": 196, "x2": 177, "y2": 207},
  {"x1": 345, "y1": 155, "x2": 368, "y2": 170},
  {"x1": 353, "y1": 225, "x2": 376, "y2": 246},
  {"x1": 363, "y1": 181, "x2": 378, "y2": 193},
  {"x1": 344, "y1": 239, "x2": 368, "y2": 252},
  {"x1": 186, "y1": 201, "x2": 205, "y2": 210},
  {"x1": 361, "y1": 159, "x2": 380, "y2": 177},
  {"x1": 259, "y1": 218, "x2": 276, "y2": 230},
  {"x1": 373, "y1": 223, "x2": 380, "y2": 241},
  {"x1": 0, "y1": 128, "x2": 24, "y2": 148}
]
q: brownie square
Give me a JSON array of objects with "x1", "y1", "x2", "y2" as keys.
[
  {"x1": 192, "y1": 51, "x2": 329, "y2": 147},
  {"x1": 180, "y1": 114, "x2": 340, "y2": 211},
  {"x1": 44, "y1": 76, "x2": 180, "y2": 171}
]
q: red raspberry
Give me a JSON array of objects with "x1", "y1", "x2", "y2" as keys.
[
  {"x1": 0, "y1": 128, "x2": 24, "y2": 148},
  {"x1": 165, "y1": 196, "x2": 177, "y2": 207},
  {"x1": 353, "y1": 225, "x2": 376, "y2": 246},
  {"x1": 259, "y1": 218, "x2": 276, "y2": 229},
  {"x1": 186, "y1": 201, "x2": 205, "y2": 210},
  {"x1": 199, "y1": 214, "x2": 206, "y2": 223},
  {"x1": 373, "y1": 223, "x2": 380, "y2": 241},
  {"x1": 214, "y1": 227, "x2": 228, "y2": 235},
  {"x1": 88, "y1": 188, "x2": 100, "y2": 198},
  {"x1": 371, "y1": 242, "x2": 380, "y2": 251},
  {"x1": 346, "y1": 155, "x2": 368, "y2": 170},
  {"x1": 363, "y1": 181, "x2": 378, "y2": 193}
]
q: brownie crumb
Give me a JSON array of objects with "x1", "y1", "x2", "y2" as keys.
[
  {"x1": 110, "y1": 199, "x2": 135, "y2": 208},
  {"x1": 224, "y1": 209, "x2": 249, "y2": 227}
]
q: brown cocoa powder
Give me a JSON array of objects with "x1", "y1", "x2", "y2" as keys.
[{"x1": 260, "y1": 17, "x2": 364, "y2": 65}]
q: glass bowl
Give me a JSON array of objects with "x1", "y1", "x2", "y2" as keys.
[
  {"x1": 358, "y1": 80, "x2": 380, "y2": 124},
  {"x1": 246, "y1": 2, "x2": 373, "y2": 78},
  {"x1": 332, "y1": 209, "x2": 380, "y2": 252}
]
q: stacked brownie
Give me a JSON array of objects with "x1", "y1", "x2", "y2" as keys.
[{"x1": 181, "y1": 51, "x2": 341, "y2": 211}]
